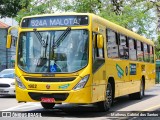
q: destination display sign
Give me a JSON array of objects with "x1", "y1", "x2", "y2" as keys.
[{"x1": 21, "y1": 15, "x2": 89, "y2": 28}]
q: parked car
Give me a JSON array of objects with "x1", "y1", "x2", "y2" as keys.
[{"x1": 0, "y1": 69, "x2": 15, "y2": 96}]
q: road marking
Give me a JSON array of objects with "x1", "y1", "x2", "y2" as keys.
[
  {"x1": 142, "y1": 104, "x2": 160, "y2": 111},
  {"x1": 2, "y1": 102, "x2": 40, "y2": 111},
  {"x1": 7, "y1": 104, "x2": 41, "y2": 110}
]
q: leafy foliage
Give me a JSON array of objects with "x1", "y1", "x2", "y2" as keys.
[
  {"x1": 155, "y1": 35, "x2": 160, "y2": 59},
  {"x1": 15, "y1": 0, "x2": 62, "y2": 22},
  {"x1": 20, "y1": 0, "x2": 158, "y2": 39},
  {"x1": 0, "y1": 0, "x2": 30, "y2": 18},
  {"x1": 100, "y1": 0, "x2": 157, "y2": 39},
  {"x1": 0, "y1": 0, "x2": 158, "y2": 40}
]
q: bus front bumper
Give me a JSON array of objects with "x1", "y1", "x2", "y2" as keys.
[{"x1": 16, "y1": 86, "x2": 92, "y2": 104}]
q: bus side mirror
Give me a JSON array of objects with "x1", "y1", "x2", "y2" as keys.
[
  {"x1": 97, "y1": 34, "x2": 104, "y2": 48},
  {"x1": 6, "y1": 26, "x2": 19, "y2": 49},
  {"x1": 6, "y1": 35, "x2": 12, "y2": 48}
]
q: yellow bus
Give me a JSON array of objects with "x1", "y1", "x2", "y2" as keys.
[{"x1": 6, "y1": 13, "x2": 155, "y2": 111}]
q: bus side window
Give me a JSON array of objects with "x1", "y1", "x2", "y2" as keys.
[
  {"x1": 147, "y1": 44, "x2": 150, "y2": 62},
  {"x1": 129, "y1": 38, "x2": 137, "y2": 60},
  {"x1": 150, "y1": 46, "x2": 154, "y2": 63},
  {"x1": 107, "y1": 29, "x2": 119, "y2": 58},
  {"x1": 144, "y1": 43, "x2": 150, "y2": 62},
  {"x1": 119, "y1": 34, "x2": 129, "y2": 59},
  {"x1": 137, "y1": 41, "x2": 144, "y2": 61}
]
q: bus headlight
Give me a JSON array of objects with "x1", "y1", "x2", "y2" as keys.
[
  {"x1": 15, "y1": 76, "x2": 26, "y2": 89},
  {"x1": 73, "y1": 75, "x2": 89, "y2": 90}
]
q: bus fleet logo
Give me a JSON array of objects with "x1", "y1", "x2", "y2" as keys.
[
  {"x1": 116, "y1": 64, "x2": 124, "y2": 78},
  {"x1": 46, "y1": 84, "x2": 50, "y2": 89}
]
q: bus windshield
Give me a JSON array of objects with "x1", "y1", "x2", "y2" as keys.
[{"x1": 18, "y1": 29, "x2": 89, "y2": 73}]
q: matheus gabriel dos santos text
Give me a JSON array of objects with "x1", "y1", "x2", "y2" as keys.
[{"x1": 110, "y1": 112, "x2": 159, "y2": 117}]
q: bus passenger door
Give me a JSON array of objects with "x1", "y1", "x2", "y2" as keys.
[{"x1": 92, "y1": 33, "x2": 106, "y2": 103}]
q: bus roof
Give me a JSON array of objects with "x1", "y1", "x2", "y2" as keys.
[{"x1": 90, "y1": 13, "x2": 154, "y2": 46}]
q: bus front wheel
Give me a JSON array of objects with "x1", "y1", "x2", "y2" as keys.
[
  {"x1": 97, "y1": 82, "x2": 113, "y2": 112},
  {"x1": 41, "y1": 102, "x2": 55, "y2": 109}
]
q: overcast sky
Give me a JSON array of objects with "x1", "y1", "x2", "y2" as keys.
[{"x1": 0, "y1": 17, "x2": 18, "y2": 26}]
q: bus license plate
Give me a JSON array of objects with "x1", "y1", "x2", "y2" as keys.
[{"x1": 41, "y1": 98, "x2": 55, "y2": 103}]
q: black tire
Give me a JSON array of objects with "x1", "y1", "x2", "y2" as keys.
[
  {"x1": 97, "y1": 82, "x2": 113, "y2": 112},
  {"x1": 41, "y1": 102, "x2": 55, "y2": 109},
  {"x1": 129, "y1": 80, "x2": 144, "y2": 100}
]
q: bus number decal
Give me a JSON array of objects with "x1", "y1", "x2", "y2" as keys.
[
  {"x1": 28, "y1": 84, "x2": 37, "y2": 88},
  {"x1": 31, "y1": 20, "x2": 47, "y2": 27}
]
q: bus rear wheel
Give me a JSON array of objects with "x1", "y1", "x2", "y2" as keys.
[
  {"x1": 41, "y1": 102, "x2": 55, "y2": 109},
  {"x1": 129, "y1": 80, "x2": 144, "y2": 100},
  {"x1": 97, "y1": 82, "x2": 113, "y2": 112}
]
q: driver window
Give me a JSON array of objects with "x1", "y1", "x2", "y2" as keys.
[
  {"x1": 93, "y1": 33, "x2": 104, "y2": 60},
  {"x1": 92, "y1": 32, "x2": 105, "y2": 73}
]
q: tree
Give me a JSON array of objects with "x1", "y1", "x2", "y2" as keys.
[
  {"x1": 100, "y1": 0, "x2": 157, "y2": 39},
  {"x1": 15, "y1": 0, "x2": 158, "y2": 40},
  {"x1": 0, "y1": 0, "x2": 30, "y2": 18},
  {"x1": 15, "y1": 0, "x2": 63, "y2": 22},
  {"x1": 155, "y1": 34, "x2": 160, "y2": 59}
]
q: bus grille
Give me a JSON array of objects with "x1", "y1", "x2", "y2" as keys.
[
  {"x1": 0, "y1": 84, "x2": 10, "y2": 87},
  {"x1": 25, "y1": 77, "x2": 75, "y2": 82},
  {"x1": 28, "y1": 92, "x2": 69, "y2": 101}
]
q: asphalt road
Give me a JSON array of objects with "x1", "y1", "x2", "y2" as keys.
[{"x1": 1, "y1": 84, "x2": 160, "y2": 120}]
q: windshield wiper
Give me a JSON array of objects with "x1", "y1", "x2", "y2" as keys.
[
  {"x1": 53, "y1": 27, "x2": 71, "y2": 48},
  {"x1": 33, "y1": 29, "x2": 47, "y2": 48},
  {"x1": 36, "y1": 32, "x2": 49, "y2": 68}
]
